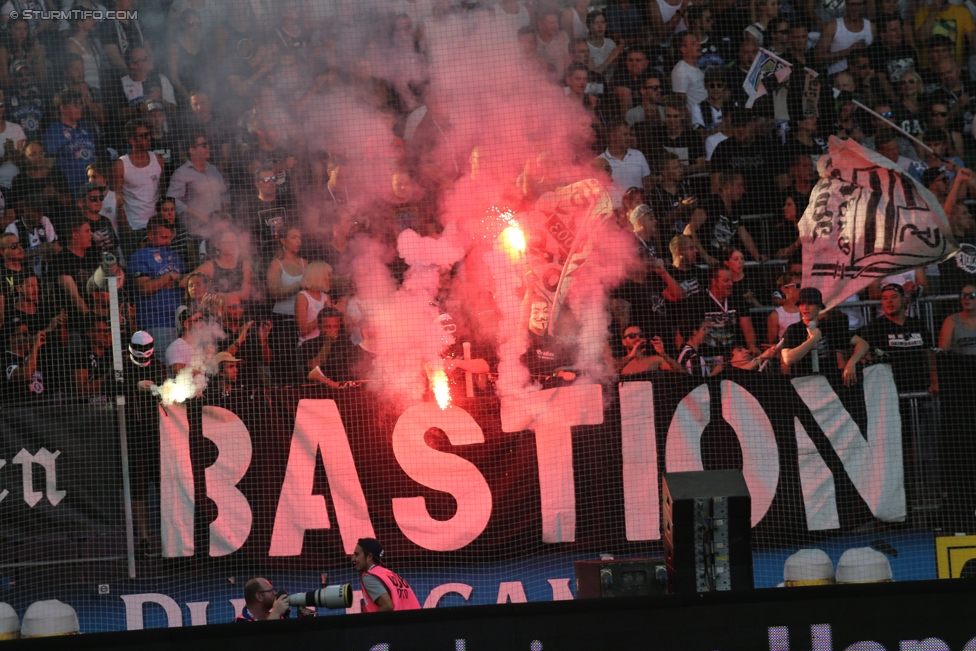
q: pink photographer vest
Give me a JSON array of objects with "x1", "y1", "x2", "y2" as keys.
[{"x1": 361, "y1": 565, "x2": 421, "y2": 612}]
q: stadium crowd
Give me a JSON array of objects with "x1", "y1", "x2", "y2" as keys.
[{"x1": 0, "y1": 0, "x2": 970, "y2": 412}]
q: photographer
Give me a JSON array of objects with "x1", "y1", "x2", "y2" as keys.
[
  {"x1": 352, "y1": 538, "x2": 420, "y2": 613},
  {"x1": 237, "y1": 578, "x2": 289, "y2": 622}
]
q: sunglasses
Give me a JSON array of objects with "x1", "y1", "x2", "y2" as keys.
[
  {"x1": 931, "y1": 110, "x2": 948, "y2": 117},
  {"x1": 901, "y1": 78, "x2": 919, "y2": 85},
  {"x1": 4, "y1": 242, "x2": 21, "y2": 250},
  {"x1": 193, "y1": 141, "x2": 210, "y2": 148},
  {"x1": 133, "y1": 55, "x2": 151, "y2": 63},
  {"x1": 878, "y1": 111, "x2": 893, "y2": 118},
  {"x1": 260, "y1": 175, "x2": 278, "y2": 183},
  {"x1": 962, "y1": 292, "x2": 976, "y2": 299},
  {"x1": 86, "y1": 194, "x2": 105, "y2": 201},
  {"x1": 783, "y1": 282, "x2": 801, "y2": 289},
  {"x1": 645, "y1": 84, "x2": 661, "y2": 90},
  {"x1": 623, "y1": 332, "x2": 643, "y2": 339},
  {"x1": 708, "y1": 82, "x2": 725, "y2": 89}
]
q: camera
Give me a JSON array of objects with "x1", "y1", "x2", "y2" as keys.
[{"x1": 287, "y1": 584, "x2": 353, "y2": 609}]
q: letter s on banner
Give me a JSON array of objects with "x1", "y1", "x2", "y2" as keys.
[{"x1": 392, "y1": 403, "x2": 492, "y2": 551}]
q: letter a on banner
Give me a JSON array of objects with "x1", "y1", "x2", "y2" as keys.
[
  {"x1": 270, "y1": 399, "x2": 374, "y2": 555},
  {"x1": 500, "y1": 384, "x2": 604, "y2": 543}
]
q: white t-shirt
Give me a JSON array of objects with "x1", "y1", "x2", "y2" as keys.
[
  {"x1": 671, "y1": 60, "x2": 707, "y2": 116},
  {"x1": 165, "y1": 337, "x2": 194, "y2": 371},
  {"x1": 598, "y1": 148, "x2": 650, "y2": 207},
  {"x1": 0, "y1": 121, "x2": 25, "y2": 188},
  {"x1": 704, "y1": 132, "x2": 728, "y2": 161}
]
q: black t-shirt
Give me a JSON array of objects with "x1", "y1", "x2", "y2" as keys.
[
  {"x1": 647, "y1": 181, "x2": 693, "y2": 232},
  {"x1": 86, "y1": 215, "x2": 121, "y2": 257},
  {"x1": 68, "y1": 341, "x2": 111, "y2": 403},
  {"x1": 521, "y1": 331, "x2": 572, "y2": 378},
  {"x1": 44, "y1": 249, "x2": 100, "y2": 322},
  {"x1": 782, "y1": 315, "x2": 851, "y2": 377},
  {"x1": 4, "y1": 349, "x2": 44, "y2": 403},
  {"x1": 696, "y1": 194, "x2": 743, "y2": 255},
  {"x1": 236, "y1": 193, "x2": 297, "y2": 247},
  {"x1": 680, "y1": 291, "x2": 747, "y2": 355},
  {"x1": 890, "y1": 102, "x2": 925, "y2": 136},
  {"x1": 867, "y1": 43, "x2": 920, "y2": 84},
  {"x1": 1, "y1": 267, "x2": 25, "y2": 304},
  {"x1": 612, "y1": 275, "x2": 670, "y2": 338},
  {"x1": 217, "y1": 323, "x2": 265, "y2": 390},
  {"x1": 4, "y1": 305, "x2": 50, "y2": 335},
  {"x1": 861, "y1": 315, "x2": 932, "y2": 392},
  {"x1": 938, "y1": 237, "x2": 976, "y2": 296},
  {"x1": 297, "y1": 333, "x2": 359, "y2": 385},
  {"x1": 709, "y1": 138, "x2": 776, "y2": 212},
  {"x1": 669, "y1": 266, "x2": 706, "y2": 300},
  {"x1": 643, "y1": 125, "x2": 706, "y2": 168},
  {"x1": 122, "y1": 357, "x2": 166, "y2": 425}
]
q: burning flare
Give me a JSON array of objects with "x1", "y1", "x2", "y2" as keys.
[
  {"x1": 430, "y1": 367, "x2": 451, "y2": 410},
  {"x1": 499, "y1": 225, "x2": 526, "y2": 260}
]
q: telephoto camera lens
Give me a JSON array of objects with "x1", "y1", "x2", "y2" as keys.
[{"x1": 287, "y1": 585, "x2": 353, "y2": 609}]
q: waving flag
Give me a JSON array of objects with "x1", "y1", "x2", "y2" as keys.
[
  {"x1": 522, "y1": 179, "x2": 616, "y2": 334},
  {"x1": 800, "y1": 136, "x2": 960, "y2": 311},
  {"x1": 743, "y1": 48, "x2": 792, "y2": 108}
]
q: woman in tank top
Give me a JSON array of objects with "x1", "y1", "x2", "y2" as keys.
[
  {"x1": 561, "y1": 0, "x2": 591, "y2": 38},
  {"x1": 185, "y1": 229, "x2": 252, "y2": 302},
  {"x1": 939, "y1": 284, "x2": 976, "y2": 355},
  {"x1": 295, "y1": 262, "x2": 333, "y2": 345},
  {"x1": 767, "y1": 272, "x2": 802, "y2": 344},
  {"x1": 267, "y1": 226, "x2": 307, "y2": 316},
  {"x1": 66, "y1": 16, "x2": 103, "y2": 90}
]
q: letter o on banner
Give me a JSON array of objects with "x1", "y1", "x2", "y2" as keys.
[{"x1": 665, "y1": 382, "x2": 779, "y2": 526}]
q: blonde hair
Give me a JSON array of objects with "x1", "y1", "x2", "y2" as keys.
[{"x1": 301, "y1": 261, "x2": 333, "y2": 291}]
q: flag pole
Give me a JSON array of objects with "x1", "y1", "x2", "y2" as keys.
[{"x1": 851, "y1": 99, "x2": 935, "y2": 155}]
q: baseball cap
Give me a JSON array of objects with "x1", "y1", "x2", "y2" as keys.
[
  {"x1": 77, "y1": 181, "x2": 106, "y2": 199},
  {"x1": 880, "y1": 283, "x2": 905, "y2": 296},
  {"x1": 796, "y1": 287, "x2": 825, "y2": 308},
  {"x1": 145, "y1": 99, "x2": 164, "y2": 112},
  {"x1": 357, "y1": 537, "x2": 385, "y2": 564},
  {"x1": 213, "y1": 351, "x2": 241, "y2": 365}
]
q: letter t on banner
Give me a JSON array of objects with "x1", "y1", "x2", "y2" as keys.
[
  {"x1": 619, "y1": 382, "x2": 660, "y2": 541},
  {"x1": 500, "y1": 384, "x2": 604, "y2": 543}
]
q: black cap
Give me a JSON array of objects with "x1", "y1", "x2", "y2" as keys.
[
  {"x1": 797, "y1": 287, "x2": 825, "y2": 308},
  {"x1": 77, "y1": 181, "x2": 106, "y2": 199},
  {"x1": 880, "y1": 283, "x2": 905, "y2": 296},
  {"x1": 357, "y1": 538, "x2": 385, "y2": 564}
]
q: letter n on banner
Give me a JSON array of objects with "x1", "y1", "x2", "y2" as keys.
[
  {"x1": 500, "y1": 384, "x2": 603, "y2": 543},
  {"x1": 792, "y1": 364, "x2": 905, "y2": 527},
  {"x1": 270, "y1": 399, "x2": 374, "y2": 555},
  {"x1": 619, "y1": 382, "x2": 659, "y2": 541}
]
